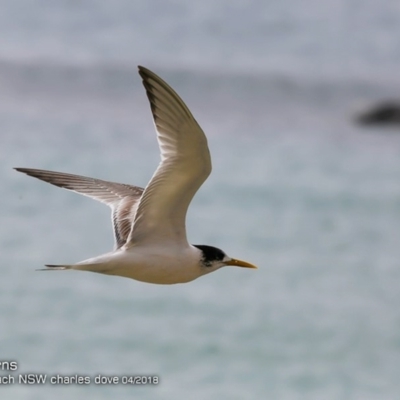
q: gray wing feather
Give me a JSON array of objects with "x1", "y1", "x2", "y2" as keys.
[
  {"x1": 14, "y1": 168, "x2": 143, "y2": 248},
  {"x1": 126, "y1": 67, "x2": 211, "y2": 246}
]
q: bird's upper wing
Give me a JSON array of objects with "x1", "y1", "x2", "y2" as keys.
[
  {"x1": 14, "y1": 168, "x2": 143, "y2": 248},
  {"x1": 127, "y1": 66, "x2": 211, "y2": 247}
]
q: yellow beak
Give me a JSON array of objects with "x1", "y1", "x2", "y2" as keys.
[{"x1": 225, "y1": 258, "x2": 258, "y2": 269}]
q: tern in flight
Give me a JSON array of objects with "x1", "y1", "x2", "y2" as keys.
[{"x1": 15, "y1": 66, "x2": 257, "y2": 284}]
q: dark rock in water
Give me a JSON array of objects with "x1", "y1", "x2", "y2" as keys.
[{"x1": 356, "y1": 102, "x2": 400, "y2": 125}]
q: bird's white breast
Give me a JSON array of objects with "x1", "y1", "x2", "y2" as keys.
[{"x1": 75, "y1": 245, "x2": 204, "y2": 284}]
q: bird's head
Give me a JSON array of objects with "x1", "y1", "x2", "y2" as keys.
[{"x1": 193, "y1": 245, "x2": 257, "y2": 272}]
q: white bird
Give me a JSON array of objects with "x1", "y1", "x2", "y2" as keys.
[{"x1": 15, "y1": 66, "x2": 257, "y2": 284}]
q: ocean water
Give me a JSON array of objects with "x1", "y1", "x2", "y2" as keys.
[{"x1": 1, "y1": 1, "x2": 400, "y2": 399}]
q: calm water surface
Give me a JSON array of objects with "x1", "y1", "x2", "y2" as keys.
[{"x1": 1, "y1": 1, "x2": 400, "y2": 399}]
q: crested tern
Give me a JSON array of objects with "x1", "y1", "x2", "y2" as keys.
[{"x1": 15, "y1": 66, "x2": 257, "y2": 284}]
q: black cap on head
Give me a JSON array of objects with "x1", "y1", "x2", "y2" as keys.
[{"x1": 193, "y1": 245, "x2": 226, "y2": 267}]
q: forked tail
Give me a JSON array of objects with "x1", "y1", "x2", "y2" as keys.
[
  {"x1": 36, "y1": 265, "x2": 74, "y2": 271},
  {"x1": 36, "y1": 262, "x2": 115, "y2": 274}
]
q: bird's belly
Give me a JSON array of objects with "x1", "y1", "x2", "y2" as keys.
[{"x1": 82, "y1": 250, "x2": 201, "y2": 284}]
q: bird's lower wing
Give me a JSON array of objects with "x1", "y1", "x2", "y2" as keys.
[
  {"x1": 15, "y1": 168, "x2": 144, "y2": 248},
  {"x1": 14, "y1": 168, "x2": 143, "y2": 205}
]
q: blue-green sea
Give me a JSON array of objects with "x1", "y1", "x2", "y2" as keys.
[{"x1": 1, "y1": 1, "x2": 400, "y2": 399}]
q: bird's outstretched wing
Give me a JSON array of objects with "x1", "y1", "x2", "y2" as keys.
[
  {"x1": 14, "y1": 168, "x2": 143, "y2": 249},
  {"x1": 127, "y1": 66, "x2": 211, "y2": 247}
]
